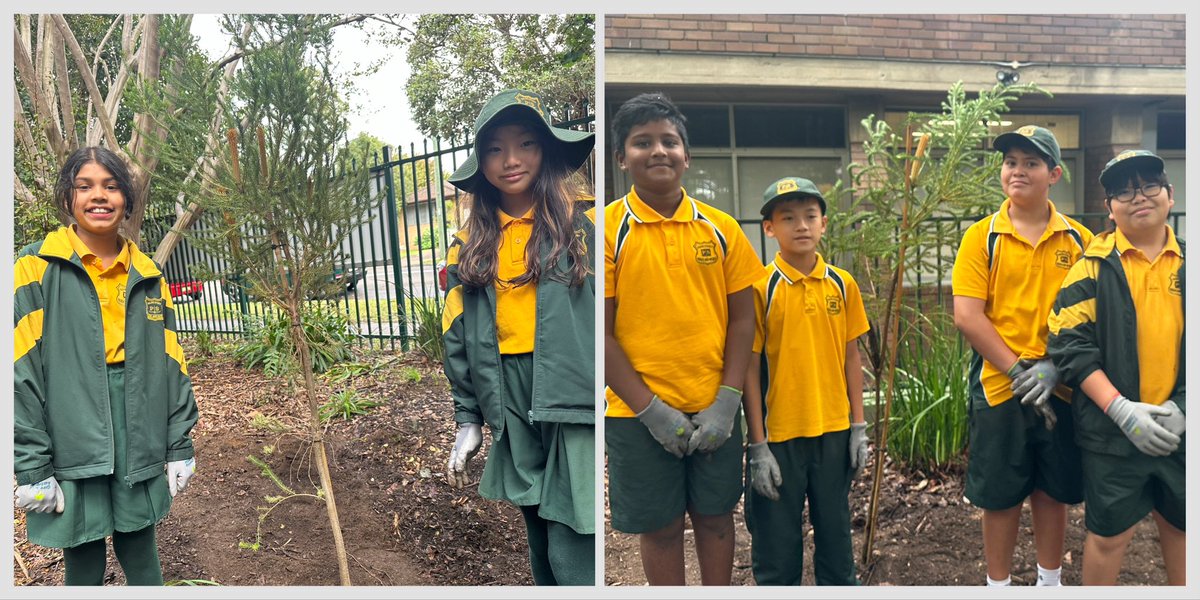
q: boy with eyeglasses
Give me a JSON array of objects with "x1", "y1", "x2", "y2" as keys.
[
  {"x1": 1047, "y1": 150, "x2": 1185, "y2": 585},
  {"x1": 952, "y1": 125, "x2": 1093, "y2": 586}
]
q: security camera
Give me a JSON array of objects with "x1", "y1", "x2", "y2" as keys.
[{"x1": 996, "y1": 69, "x2": 1020, "y2": 86}]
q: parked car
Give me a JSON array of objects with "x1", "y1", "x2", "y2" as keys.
[
  {"x1": 223, "y1": 265, "x2": 365, "y2": 300},
  {"x1": 168, "y1": 279, "x2": 204, "y2": 302},
  {"x1": 436, "y1": 260, "x2": 448, "y2": 292}
]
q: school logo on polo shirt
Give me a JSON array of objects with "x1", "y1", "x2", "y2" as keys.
[
  {"x1": 694, "y1": 241, "x2": 718, "y2": 265},
  {"x1": 1169, "y1": 273, "x2": 1181, "y2": 296},
  {"x1": 826, "y1": 294, "x2": 842, "y2": 315},
  {"x1": 146, "y1": 297, "x2": 164, "y2": 321},
  {"x1": 116, "y1": 282, "x2": 127, "y2": 307},
  {"x1": 1054, "y1": 250, "x2": 1072, "y2": 270}
]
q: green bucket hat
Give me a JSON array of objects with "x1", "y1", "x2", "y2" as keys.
[
  {"x1": 447, "y1": 89, "x2": 595, "y2": 194},
  {"x1": 992, "y1": 125, "x2": 1062, "y2": 166},
  {"x1": 760, "y1": 176, "x2": 826, "y2": 218},
  {"x1": 1099, "y1": 149, "x2": 1165, "y2": 188}
]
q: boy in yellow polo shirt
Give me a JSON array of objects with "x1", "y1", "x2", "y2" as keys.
[
  {"x1": 1047, "y1": 150, "x2": 1184, "y2": 585},
  {"x1": 743, "y1": 177, "x2": 870, "y2": 586},
  {"x1": 952, "y1": 126, "x2": 1093, "y2": 586},
  {"x1": 604, "y1": 93, "x2": 763, "y2": 585}
]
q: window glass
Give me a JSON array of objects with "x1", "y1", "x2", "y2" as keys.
[
  {"x1": 734, "y1": 106, "x2": 845, "y2": 148},
  {"x1": 678, "y1": 105, "x2": 731, "y2": 148}
]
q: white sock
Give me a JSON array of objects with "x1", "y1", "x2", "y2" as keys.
[
  {"x1": 987, "y1": 574, "x2": 1011, "y2": 586},
  {"x1": 1036, "y1": 564, "x2": 1062, "y2": 586}
]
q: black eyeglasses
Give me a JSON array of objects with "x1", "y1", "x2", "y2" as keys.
[{"x1": 1108, "y1": 183, "x2": 1164, "y2": 203}]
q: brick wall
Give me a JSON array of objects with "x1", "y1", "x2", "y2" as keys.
[{"x1": 606, "y1": 14, "x2": 1185, "y2": 67}]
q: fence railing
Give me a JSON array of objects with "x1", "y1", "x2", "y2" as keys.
[{"x1": 146, "y1": 104, "x2": 595, "y2": 352}]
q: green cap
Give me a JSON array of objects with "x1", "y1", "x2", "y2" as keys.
[
  {"x1": 760, "y1": 176, "x2": 826, "y2": 217},
  {"x1": 447, "y1": 89, "x2": 595, "y2": 194},
  {"x1": 992, "y1": 125, "x2": 1062, "y2": 166},
  {"x1": 1099, "y1": 149, "x2": 1165, "y2": 188}
]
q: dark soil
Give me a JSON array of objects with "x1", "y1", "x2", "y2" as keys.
[
  {"x1": 14, "y1": 342, "x2": 532, "y2": 586},
  {"x1": 604, "y1": 454, "x2": 1172, "y2": 586}
]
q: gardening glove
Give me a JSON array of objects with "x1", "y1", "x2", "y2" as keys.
[
  {"x1": 849, "y1": 422, "x2": 870, "y2": 478},
  {"x1": 447, "y1": 422, "x2": 483, "y2": 488},
  {"x1": 1011, "y1": 359, "x2": 1060, "y2": 430},
  {"x1": 747, "y1": 441, "x2": 782, "y2": 501},
  {"x1": 636, "y1": 395, "x2": 695, "y2": 459},
  {"x1": 1006, "y1": 359, "x2": 1027, "y2": 380},
  {"x1": 1153, "y1": 400, "x2": 1186, "y2": 437},
  {"x1": 1106, "y1": 395, "x2": 1180, "y2": 457},
  {"x1": 167, "y1": 457, "x2": 196, "y2": 497},
  {"x1": 15, "y1": 476, "x2": 65, "y2": 514},
  {"x1": 687, "y1": 386, "x2": 742, "y2": 454}
]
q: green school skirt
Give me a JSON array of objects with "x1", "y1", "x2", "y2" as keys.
[
  {"x1": 478, "y1": 353, "x2": 595, "y2": 535},
  {"x1": 26, "y1": 363, "x2": 173, "y2": 549}
]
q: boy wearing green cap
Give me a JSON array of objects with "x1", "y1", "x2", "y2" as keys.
[
  {"x1": 1047, "y1": 150, "x2": 1184, "y2": 585},
  {"x1": 742, "y1": 177, "x2": 870, "y2": 585},
  {"x1": 952, "y1": 125, "x2": 1093, "y2": 586},
  {"x1": 604, "y1": 92, "x2": 763, "y2": 585},
  {"x1": 442, "y1": 88, "x2": 597, "y2": 585}
]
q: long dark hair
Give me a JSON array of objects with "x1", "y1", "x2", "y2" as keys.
[
  {"x1": 54, "y1": 146, "x2": 137, "y2": 220},
  {"x1": 456, "y1": 118, "x2": 591, "y2": 289}
]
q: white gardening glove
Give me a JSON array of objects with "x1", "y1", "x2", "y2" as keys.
[
  {"x1": 167, "y1": 457, "x2": 196, "y2": 497},
  {"x1": 15, "y1": 476, "x2": 65, "y2": 513},
  {"x1": 1106, "y1": 395, "x2": 1180, "y2": 457},
  {"x1": 447, "y1": 422, "x2": 483, "y2": 488},
  {"x1": 1012, "y1": 359, "x2": 1060, "y2": 430},
  {"x1": 1153, "y1": 400, "x2": 1186, "y2": 437},
  {"x1": 687, "y1": 386, "x2": 742, "y2": 454},
  {"x1": 747, "y1": 441, "x2": 782, "y2": 501},
  {"x1": 849, "y1": 421, "x2": 870, "y2": 478},
  {"x1": 636, "y1": 395, "x2": 695, "y2": 459}
]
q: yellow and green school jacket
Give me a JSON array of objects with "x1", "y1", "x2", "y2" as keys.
[
  {"x1": 442, "y1": 203, "x2": 595, "y2": 433},
  {"x1": 13, "y1": 227, "x2": 199, "y2": 486},
  {"x1": 951, "y1": 199, "x2": 1092, "y2": 406},
  {"x1": 753, "y1": 253, "x2": 870, "y2": 442},
  {"x1": 1048, "y1": 228, "x2": 1185, "y2": 457},
  {"x1": 604, "y1": 187, "x2": 763, "y2": 417}
]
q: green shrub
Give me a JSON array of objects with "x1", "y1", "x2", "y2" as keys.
[
  {"x1": 319, "y1": 388, "x2": 382, "y2": 423},
  {"x1": 886, "y1": 310, "x2": 971, "y2": 471},
  {"x1": 404, "y1": 291, "x2": 444, "y2": 363},
  {"x1": 232, "y1": 303, "x2": 357, "y2": 376},
  {"x1": 399, "y1": 366, "x2": 422, "y2": 383},
  {"x1": 193, "y1": 330, "x2": 216, "y2": 356}
]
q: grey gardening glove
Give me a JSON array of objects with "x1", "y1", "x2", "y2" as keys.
[
  {"x1": 1006, "y1": 359, "x2": 1028, "y2": 380},
  {"x1": 167, "y1": 457, "x2": 196, "y2": 497},
  {"x1": 636, "y1": 395, "x2": 695, "y2": 459},
  {"x1": 687, "y1": 386, "x2": 742, "y2": 454},
  {"x1": 1153, "y1": 400, "x2": 1186, "y2": 437},
  {"x1": 1106, "y1": 395, "x2": 1180, "y2": 457},
  {"x1": 1012, "y1": 359, "x2": 1060, "y2": 430},
  {"x1": 15, "y1": 476, "x2": 65, "y2": 514},
  {"x1": 849, "y1": 422, "x2": 870, "y2": 478},
  {"x1": 447, "y1": 422, "x2": 483, "y2": 488},
  {"x1": 747, "y1": 441, "x2": 782, "y2": 501}
]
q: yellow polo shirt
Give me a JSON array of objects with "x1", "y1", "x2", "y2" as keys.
[
  {"x1": 753, "y1": 253, "x2": 870, "y2": 441},
  {"x1": 604, "y1": 187, "x2": 764, "y2": 417},
  {"x1": 1116, "y1": 227, "x2": 1184, "y2": 406},
  {"x1": 67, "y1": 226, "x2": 131, "y2": 364},
  {"x1": 952, "y1": 199, "x2": 1093, "y2": 406},
  {"x1": 495, "y1": 207, "x2": 537, "y2": 355}
]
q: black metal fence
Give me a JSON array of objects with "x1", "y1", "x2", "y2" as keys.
[{"x1": 147, "y1": 104, "x2": 596, "y2": 352}]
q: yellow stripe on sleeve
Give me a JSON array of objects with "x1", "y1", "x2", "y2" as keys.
[
  {"x1": 1058, "y1": 259, "x2": 1097, "y2": 290},
  {"x1": 14, "y1": 309, "x2": 44, "y2": 364},
  {"x1": 442, "y1": 285, "x2": 465, "y2": 334},
  {"x1": 164, "y1": 329, "x2": 189, "y2": 376},
  {"x1": 14, "y1": 255, "x2": 48, "y2": 293},
  {"x1": 1048, "y1": 298, "x2": 1097, "y2": 336}
]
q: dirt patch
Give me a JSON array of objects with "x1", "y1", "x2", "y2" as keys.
[
  {"x1": 604, "y1": 455, "x2": 1171, "y2": 586},
  {"x1": 14, "y1": 342, "x2": 532, "y2": 586}
]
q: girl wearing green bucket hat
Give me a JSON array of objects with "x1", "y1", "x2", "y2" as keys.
[{"x1": 442, "y1": 89, "x2": 596, "y2": 585}]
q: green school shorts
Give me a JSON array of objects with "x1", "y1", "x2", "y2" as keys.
[
  {"x1": 479, "y1": 353, "x2": 595, "y2": 535},
  {"x1": 744, "y1": 430, "x2": 858, "y2": 586},
  {"x1": 605, "y1": 409, "x2": 744, "y2": 534},
  {"x1": 1081, "y1": 447, "x2": 1185, "y2": 537},
  {"x1": 25, "y1": 364, "x2": 173, "y2": 549},
  {"x1": 964, "y1": 393, "x2": 1083, "y2": 510}
]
